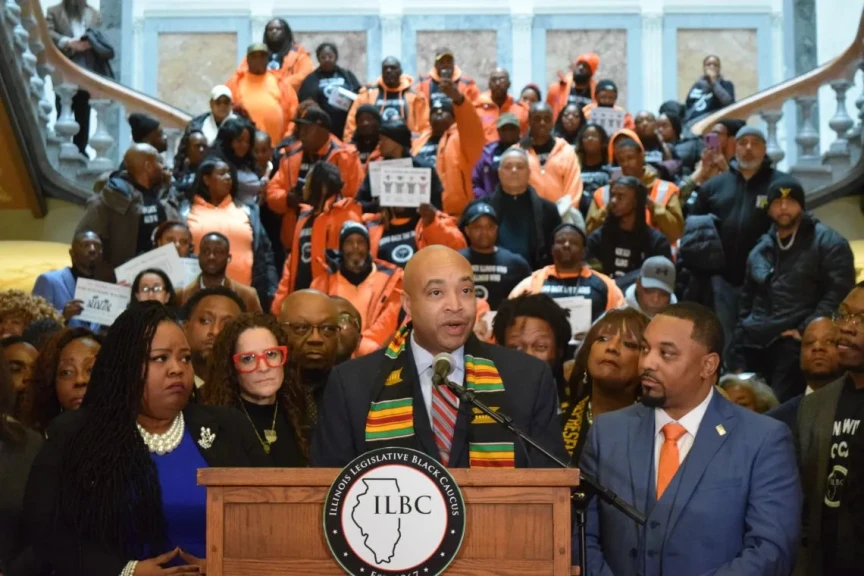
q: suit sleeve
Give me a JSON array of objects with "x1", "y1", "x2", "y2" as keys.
[
  {"x1": 32, "y1": 274, "x2": 60, "y2": 313},
  {"x1": 24, "y1": 430, "x2": 128, "y2": 575},
  {"x1": 311, "y1": 367, "x2": 359, "y2": 467},
  {"x1": 579, "y1": 424, "x2": 617, "y2": 576},
  {"x1": 802, "y1": 235, "x2": 855, "y2": 331},
  {"x1": 711, "y1": 423, "x2": 801, "y2": 576},
  {"x1": 527, "y1": 362, "x2": 568, "y2": 467}
]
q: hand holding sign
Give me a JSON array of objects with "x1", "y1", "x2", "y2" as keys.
[{"x1": 73, "y1": 279, "x2": 131, "y2": 326}]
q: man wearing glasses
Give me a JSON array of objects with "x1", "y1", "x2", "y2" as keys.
[
  {"x1": 331, "y1": 296, "x2": 362, "y2": 365},
  {"x1": 277, "y1": 288, "x2": 342, "y2": 426},
  {"x1": 795, "y1": 283, "x2": 864, "y2": 575}
]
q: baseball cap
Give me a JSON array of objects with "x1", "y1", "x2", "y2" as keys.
[
  {"x1": 247, "y1": 43, "x2": 269, "y2": 55},
  {"x1": 295, "y1": 107, "x2": 332, "y2": 130},
  {"x1": 435, "y1": 47, "x2": 454, "y2": 62},
  {"x1": 210, "y1": 85, "x2": 233, "y2": 102},
  {"x1": 463, "y1": 202, "x2": 498, "y2": 226},
  {"x1": 497, "y1": 113, "x2": 521, "y2": 129},
  {"x1": 639, "y1": 256, "x2": 676, "y2": 294}
]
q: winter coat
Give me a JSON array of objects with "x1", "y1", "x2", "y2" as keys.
[
  {"x1": 75, "y1": 173, "x2": 180, "y2": 269},
  {"x1": 691, "y1": 158, "x2": 786, "y2": 286},
  {"x1": 676, "y1": 213, "x2": 724, "y2": 306},
  {"x1": 343, "y1": 75, "x2": 429, "y2": 142},
  {"x1": 519, "y1": 137, "x2": 584, "y2": 209},
  {"x1": 732, "y1": 214, "x2": 855, "y2": 349},
  {"x1": 486, "y1": 186, "x2": 561, "y2": 270},
  {"x1": 235, "y1": 43, "x2": 315, "y2": 93}
]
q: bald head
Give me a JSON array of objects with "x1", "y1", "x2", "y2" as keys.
[
  {"x1": 280, "y1": 289, "x2": 339, "y2": 370},
  {"x1": 403, "y1": 246, "x2": 476, "y2": 355},
  {"x1": 123, "y1": 143, "x2": 164, "y2": 189},
  {"x1": 489, "y1": 67, "x2": 511, "y2": 99},
  {"x1": 801, "y1": 316, "x2": 842, "y2": 387}
]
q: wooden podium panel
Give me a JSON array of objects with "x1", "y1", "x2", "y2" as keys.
[{"x1": 199, "y1": 468, "x2": 579, "y2": 576}]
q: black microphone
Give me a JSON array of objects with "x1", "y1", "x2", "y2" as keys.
[{"x1": 432, "y1": 352, "x2": 456, "y2": 384}]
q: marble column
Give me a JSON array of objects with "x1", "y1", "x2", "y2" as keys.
[
  {"x1": 96, "y1": 0, "x2": 124, "y2": 164},
  {"x1": 510, "y1": 13, "x2": 532, "y2": 97},
  {"x1": 641, "y1": 12, "x2": 663, "y2": 114},
  {"x1": 771, "y1": 10, "x2": 789, "y2": 169}
]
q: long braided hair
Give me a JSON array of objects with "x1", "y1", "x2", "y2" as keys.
[
  {"x1": 58, "y1": 304, "x2": 175, "y2": 559},
  {"x1": 200, "y1": 313, "x2": 310, "y2": 459}
]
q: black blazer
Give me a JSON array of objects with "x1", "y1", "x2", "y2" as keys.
[
  {"x1": 0, "y1": 427, "x2": 43, "y2": 576},
  {"x1": 24, "y1": 403, "x2": 269, "y2": 576},
  {"x1": 311, "y1": 341, "x2": 567, "y2": 468}
]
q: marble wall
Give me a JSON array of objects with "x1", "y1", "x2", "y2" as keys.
[
  {"x1": 415, "y1": 30, "x2": 498, "y2": 85},
  {"x1": 293, "y1": 31, "x2": 370, "y2": 85},
  {"x1": 676, "y1": 29, "x2": 758, "y2": 103},
  {"x1": 157, "y1": 33, "x2": 238, "y2": 114},
  {"x1": 545, "y1": 30, "x2": 629, "y2": 109}
]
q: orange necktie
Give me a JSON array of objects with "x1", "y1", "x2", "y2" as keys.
[{"x1": 657, "y1": 422, "x2": 687, "y2": 499}]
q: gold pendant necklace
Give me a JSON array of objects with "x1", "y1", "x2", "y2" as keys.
[{"x1": 241, "y1": 398, "x2": 279, "y2": 454}]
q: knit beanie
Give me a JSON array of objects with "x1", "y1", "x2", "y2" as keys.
[
  {"x1": 379, "y1": 121, "x2": 412, "y2": 150},
  {"x1": 355, "y1": 104, "x2": 382, "y2": 124},
  {"x1": 735, "y1": 126, "x2": 766, "y2": 143},
  {"x1": 340, "y1": 221, "x2": 370, "y2": 249},
  {"x1": 129, "y1": 113, "x2": 161, "y2": 143},
  {"x1": 767, "y1": 176, "x2": 806, "y2": 210},
  {"x1": 553, "y1": 222, "x2": 587, "y2": 245},
  {"x1": 595, "y1": 79, "x2": 618, "y2": 94}
]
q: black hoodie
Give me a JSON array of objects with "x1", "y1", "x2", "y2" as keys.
[{"x1": 297, "y1": 66, "x2": 362, "y2": 141}]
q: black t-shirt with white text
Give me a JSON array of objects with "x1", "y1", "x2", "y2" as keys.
[
  {"x1": 568, "y1": 83, "x2": 593, "y2": 110},
  {"x1": 459, "y1": 247, "x2": 532, "y2": 310},
  {"x1": 822, "y1": 377, "x2": 864, "y2": 574},
  {"x1": 539, "y1": 271, "x2": 613, "y2": 321},
  {"x1": 414, "y1": 136, "x2": 441, "y2": 170},
  {"x1": 585, "y1": 226, "x2": 672, "y2": 286},
  {"x1": 136, "y1": 192, "x2": 166, "y2": 255},
  {"x1": 376, "y1": 91, "x2": 408, "y2": 124},
  {"x1": 377, "y1": 217, "x2": 418, "y2": 267},
  {"x1": 294, "y1": 215, "x2": 315, "y2": 291}
]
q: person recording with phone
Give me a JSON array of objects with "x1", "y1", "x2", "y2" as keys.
[
  {"x1": 678, "y1": 118, "x2": 744, "y2": 205},
  {"x1": 311, "y1": 246, "x2": 566, "y2": 469}
]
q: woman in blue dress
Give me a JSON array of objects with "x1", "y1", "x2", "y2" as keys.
[{"x1": 24, "y1": 302, "x2": 268, "y2": 576}]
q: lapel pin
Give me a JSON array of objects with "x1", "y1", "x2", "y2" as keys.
[
  {"x1": 716, "y1": 424, "x2": 726, "y2": 436},
  {"x1": 198, "y1": 427, "x2": 215, "y2": 449}
]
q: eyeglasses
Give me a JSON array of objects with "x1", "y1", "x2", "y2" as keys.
[
  {"x1": 337, "y1": 312, "x2": 360, "y2": 330},
  {"x1": 232, "y1": 346, "x2": 288, "y2": 373},
  {"x1": 138, "y1": 285, "x2": 165, "y2": 294},
  {"x1": 832, "y1": 310, "x2": 864, "y2": 328},
  {"x1": 283, "y1": 321, "x2": 341, "y2": 338}
]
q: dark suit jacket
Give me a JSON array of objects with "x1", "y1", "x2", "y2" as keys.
[
  {"x1": 311, "y1": 341, "x2": 567, "y2": 468},
  {"x1": 582, "y1": 391, "x2": 801, "y2": 576},
  {"x1": 794, "y1": 376, "x2": 845, "y2": 575},
  {"x1": 0, "y1": 426, "x2": 43, "y2": 576},
  {"x1": 768, "y1": 393, "x2": 804, "y2": 432},
  {"x1": 24, "y1": 403, "x2": 269, "y2": 576}
]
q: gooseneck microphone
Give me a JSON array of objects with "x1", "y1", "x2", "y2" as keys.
[{"x1": 432, "y1": 352, "x2": 457, "y2": 384}]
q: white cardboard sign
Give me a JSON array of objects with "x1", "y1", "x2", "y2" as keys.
[
  {"x1": 379, "y1": 167, "x2": 432, "y2": 208},
  {"x1": 590, "y1": 107, "x2": 626, "y2": 133},
  {"x1": 73, "y1": 279, "x2": 131, "y2": 326},
  {"x1": 369, "y1": 158, "x2": 413, "y2": 198},
  {"x1": 555, "y1": 296, "x2": 593, "y2": 343},
  {"x1": 114, "y1": 244, "x2": 184, "y2": 288}
]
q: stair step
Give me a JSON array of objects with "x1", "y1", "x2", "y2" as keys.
[{"x1": 790, "y1": 164, "x2": 834, "y2": 191}]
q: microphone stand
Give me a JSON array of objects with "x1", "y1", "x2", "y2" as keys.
[{"x1": 433, "y1": 375, "x2": 646, "y2": 575}]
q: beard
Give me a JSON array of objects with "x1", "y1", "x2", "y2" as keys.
[{"x1": 640, "y1": 390, "x2": 667, "y2": 408}]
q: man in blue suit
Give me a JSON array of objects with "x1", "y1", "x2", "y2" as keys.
[
  {"x1": 31, "y1": 230, "x2": 103, "y2": 330},
  {"x1": 581, "y1": 302, "x2": 801, "y2": 576}
]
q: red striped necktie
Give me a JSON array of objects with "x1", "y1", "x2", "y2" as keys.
[{"x1": 431, "y1": 374, "x2": 460, "y2": 466}]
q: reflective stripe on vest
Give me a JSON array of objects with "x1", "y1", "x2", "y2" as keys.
[
  {"x1": 594, "y1": 185, "x2": 610, "y2": 208},
  {"x1": 654, "y1": 180, "x2": 671, "y2": 206}
]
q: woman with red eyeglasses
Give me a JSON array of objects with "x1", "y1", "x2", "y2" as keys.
[{"x1": 200, "y1": 313, "x2": 308, "y2": 466}]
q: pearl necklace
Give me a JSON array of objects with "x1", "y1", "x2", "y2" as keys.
[{"x1": 137, "y1": 413, "x2": 185, "y2": 455}]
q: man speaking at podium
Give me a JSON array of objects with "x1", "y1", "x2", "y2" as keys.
[
  {"x1": 312, "y1": 246, "x2": 566, "y2": 468},
  {"x1": 580, "y1": 303, "x2": 801, "y2": 575}
]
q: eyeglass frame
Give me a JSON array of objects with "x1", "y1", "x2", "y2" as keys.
[
  {"x1": 282, "y1": 321, "x2": 341, "y2": 338},
  {"x1": 337, "y1": 312, "x2": 361, "y2": 331},
  {"x1": 832, "y1": 310, "x2": 864, "y2": 329},
  {"x1": 232, "y1": 346, "x2": 289, "y2": 374},
  {"x1": 137, "y1": 284, "x2": 166, "y2": 294}
]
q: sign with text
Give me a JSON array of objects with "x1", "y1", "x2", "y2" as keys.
[
  {"x1": 379, "y1": 167, "x2": 432, "y2": 208},
  {"x1": 114, "y1": 244, "x2": 184, "y2": 288},
  {"x1": 555, "y1": 295, "x2": 593, "y2": 343},
  {"x1": 369, "y1": 158, "x2": 413, "y2": 198},
  {"x1": 590, "y1": 107, "x2": 626, "y2": 133},
  {"x1": 73, "y1": 279, "x2": 131, "y2": 326},
  {"x1": 179, "y1": 257, "x2": 201, "y2": 288},
  {"x1": 328, "y1": 86, "x2": 357, "y2": 112}
]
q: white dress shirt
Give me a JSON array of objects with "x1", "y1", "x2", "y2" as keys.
[
  {"x1": 653, "y1": 387, "x2": 714, "y2": 484},
  {"x1": 410, "y1": 333, "x2": 464, "y2": 427}
]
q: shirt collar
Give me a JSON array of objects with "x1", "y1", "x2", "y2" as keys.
[
  {"x1": 409, "y1": 331, "x2": 465, "y2": 378},
  {"x1": 654, "y1": 387, "x2": 714, "y2": 438}
]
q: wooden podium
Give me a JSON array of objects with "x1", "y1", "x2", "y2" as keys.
[{"x1": 199, "y1": 468, "x2": 580, "y2": 575}]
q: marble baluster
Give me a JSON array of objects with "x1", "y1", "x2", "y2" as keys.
[
  {"x1": 761, "y1": 109, "x2": 785, "y2": 165},
  {"x1": 88, "y1": 99, "x2": 115, "y2": 172},
  {"x1": 19, "y1": 1, "x2": 44, "y2": 120},
  {"x1": 794, "y1": 96, "x2": 820, "y2": 165},
  {"x1": 847, "y1": 60, "x2": 864, "y2": 141},
  {"x1": 54, "y1": 83, "x2": 82, "y2": 160},
  {"x1": 826, "y1": 79, "x2": 854, "y2": 156}
]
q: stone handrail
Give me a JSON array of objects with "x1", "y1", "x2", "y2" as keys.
[
  {"x1": 29, "y1": 0, "x2": 191, "y2": 130},
  {"x1": 691, "y1": 8, "x2": 864, "y2": 136}
]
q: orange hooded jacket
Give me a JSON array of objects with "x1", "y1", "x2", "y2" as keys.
[
  {"x1": 225, "y1": 70, "x2": 298, "y2": 144},
  {"x1": 266, "y1": 136, "x2": 365, "y2": 248},
  {"x1": 235, "y1": 43, "x2": 314, "y2": 93},
  {"x1": 311, "y1": 258, "x2": 404, "y2": 357},
  {"x1": 546, "y1": 53, "x2": 600, "y2": 119},
  {"x1": 582, "y1": 101, "x2": 635, "y2": 131},
  {"x1": 475, "y1": 91, "x2": 529, "y2": 143},
  {"x1": 269, "y1": 197, "x2": 362, "y2": 314},
  {"x1": 410, "y1": 99, "x2": 485, "y2": 217},
  {"x1": 416, "y1": 66, "x2": 481, "y2": 105},
  {"x1": 584, "y1": 129, "x2": 684, "y2": 243},
  {"x1": 520, "y1": 137, "x2": 584, "y2": 207},
  {"x1": 362, "y1": 210, "x2": 467, "y2": 258},
  {"x1": 343, "y1": 75, "x2": 430, "y2": 142}
]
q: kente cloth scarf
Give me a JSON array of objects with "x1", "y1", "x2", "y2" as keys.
[{"x1": 364, "y1": 324, "x2": 516, "y2": 468}]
